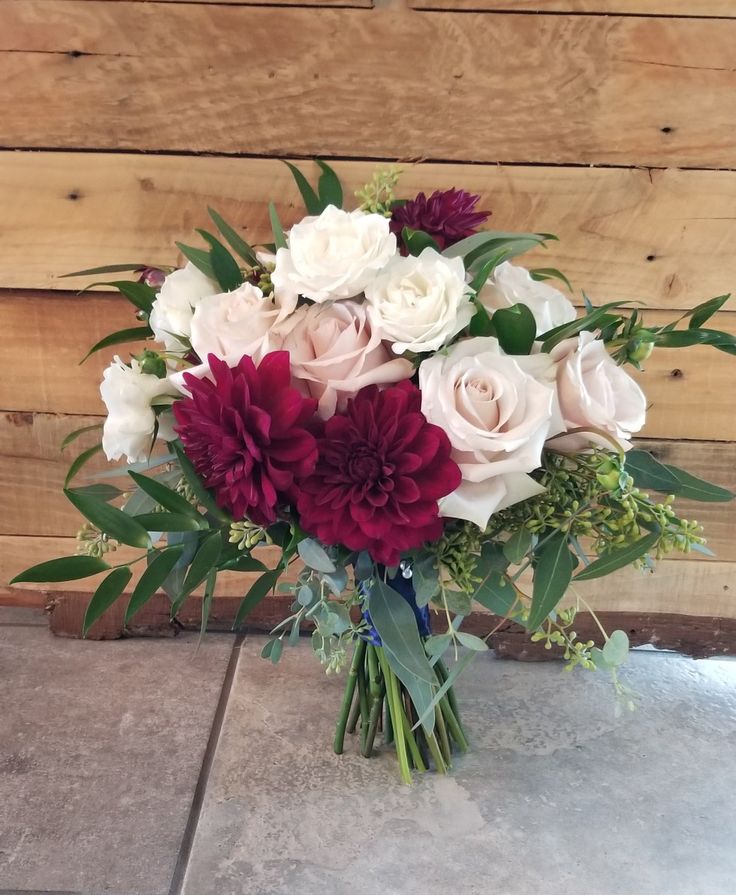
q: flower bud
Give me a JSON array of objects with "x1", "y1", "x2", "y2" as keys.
[
  {"x1": 626, "y1": 333, "x2": 655, "y2": 364},
  {"x1": 135, "y1": 349, "x2": 167, "y2": 378},
  {"x1": 137, "y1": 267, "x2": 167, "y2": 289}
]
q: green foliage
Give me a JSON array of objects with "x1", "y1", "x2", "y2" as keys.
[
  {"x1": 625, "y1": 451, "x2": 733, "y2": 502},
  {"x1": 175, "y1": 242, "x2": 215, "y2": 279},
  {"x1": 80, "y1": 326, "x2": 153, "y2": 363},
  {"x1": 64, "y1": 443, "x2": 103, "y2": 487},
  {"x1": 268, "y1": 202, "x2": 288, "y2": 250},
  {"x1": 11, "y1": 555, "x2": 111, "y2": 584},
  {"x1": 233, "y1": 568, "x2": 282, "y2": 628},
  {"x1": 60, "y1": 263, "x2": 153, "y2": 279},
  {"x1": 61, "y1": 423, "x2": 103, "y2": 451},
  {"x1": 128, "y1": 470, "x2": 208, "y2": 523},
  {"x1": 530, "y1": 267, "x2": 573, "y2": 292},
  {"x1": 574, "y1": 531, "x2": 660, "y2": 581},
  {"x1": 83, "y1": 567, "x2": 132, "y2": 636},
  {"x1": 297, "y1": 538, "x2": 337, "y2": 573},
  {"x1": 196, "y1": 229, "x2": 244, "y2": 292},
  {"x1": 170, "y1": 440, "x2": 229, "y2": 521},
  {"x1": 207, "y1": 207, "x2": 259, "y2": 267},
  {"x1": 284, "y1": 159, "x2": 344, "y2": 214},
  {"x1": 489, "y1": 303, "x2": 537, "y2": 355},
  {"x1": 402, "y1": 227, "x2": 441, "y2": 256},
  {"x1": 65, "y1": 487, "x2": 151, "y2": 549},
  {"x1": 125, "y1": 545, "x2": 186, "y2": 622},
  {"x1": 355, "y1": 165, "x2": 402, "y2": 215},
  {"x1": 528, "y1": 532, "x2": 577, "y2": 630}
]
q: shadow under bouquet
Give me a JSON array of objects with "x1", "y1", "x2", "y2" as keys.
[{"x1": 13, "y1": 161, "x2": 735, "y2": 783}]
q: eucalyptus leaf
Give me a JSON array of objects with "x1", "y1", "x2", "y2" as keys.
[
  {"x1": 297, "y1": 539, "x2": 336, "y2": 573},
  {"x1": 354, "y1": 550, "x2": 374, "y2": 581},
  {"x1": 367, "y1": 578, "x2": 435, "y2": 684},
  {"x1": 83, "y1": 567, "x2": 132, "y2": 636},
  {"x1": 455, "y1": 632, "x2": 489, "y2": 651},
  {"x1": 602, "y1": 629, "x2": 630, "y2": 666},
  {"x1": 412, "y1": 555, "x2": 440, "y2": 607},
  {"x1": 624, "y1": 450, "x2": 681, "y2": 493},
  {"x1": 414, "y1": 649, "x2": 476, "y2": 730},
  {"x1": 425, "y1": 633, "x2": 452, "y2": 658},
  {"x1": 504, "y1": 528, "x2": 534, "y2": 564},
  {"x1": 664, "y1": 464, "x2": 734, "y2": 502},
  {"x1": 527, "y1": 532, "x2": 576, "y2": 630},
  {"x1": 10, "y1": 555, "x2": 111, "y2": 584}
]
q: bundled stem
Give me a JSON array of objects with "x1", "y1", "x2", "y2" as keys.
[{"x1": 333, "y1": 638, "x2": 469, "y2": 784}]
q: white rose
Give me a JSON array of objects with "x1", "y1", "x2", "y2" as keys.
[
  {"x1": 478, "y1": 262, "x2": 576, "y2": 334},
  {"x1": 549, "y1": 331, "x2": 647, "y2": 451},
  {"x1": 189, "y1": 283, "x2": 287, "y2": 367},
  {"x1": 100, "y1": 357, "x2": 178, "y2": 463},
  {"x1": 418, "y1": 337, "x2": 563, "y2": 528},
  {"x1": 271, "y1": 205, "x2": 396, "y2": 303},
  {"x1": 149, "y1": 263, "x2": 218, "y2": 352},
  {"x1": 365, "y1": 248, "x2": 474, "y2": 355}
]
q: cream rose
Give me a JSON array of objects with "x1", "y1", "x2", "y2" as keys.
[
  {"x1": 271, "y1": 205, "x2": 396, "y2": 303},
  {"x1": 281, "y1": 301, "x2": 414, "y2": 418},
  {"x1": 100, "y1": 357, "x2": 178, "y2": 463},
  {"x1": 149, "y1": 263, "x2": 218, "y2": 352},
  {"x1": 365, "y1": 248, "x2": 474, "y2": 355},
  {"x1": 548, "y1": 330, "x2": 647, "y2": 451},
  {"x1": 418, "y1": 337, "x2": 563, "y2": 528},
  {"x1": 478, "y1": 262, "x2": 576, "y2": 334},
  {"x1": 189, "y1": 283, "x2": 287, "y2": 367}
]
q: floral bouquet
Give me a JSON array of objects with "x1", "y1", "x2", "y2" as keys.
[{"x1": 13, "y1": 161, "x2": 735, "y2": 783}]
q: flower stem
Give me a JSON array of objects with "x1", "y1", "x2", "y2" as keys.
[
  {"x1": 333, "y1": 638, "x2": 365, "y2": 754},
  {"x1": 434, "y1": 703, "x2": 452, "y2": 766},
  {"x1": 440, "y1": 696, "x2": 469, "y2": 753},
  {"x1": 435, "y1": 657, "x2": 461, "y2": 723},
  {"x1": 378, "y1": 648, "x2": 413, "y2": 785}
]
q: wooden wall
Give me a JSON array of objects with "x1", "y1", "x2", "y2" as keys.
[{"x1": 1, "y1": 0, "x2": 734, "y2": 634}]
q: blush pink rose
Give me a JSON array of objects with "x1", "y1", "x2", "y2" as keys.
[
  {"x1": 549, "y1": 330, "x2": 647, "y2": 451},
  {"x1": 281, "y1": 300, "x2": 414, "y2": 419}
]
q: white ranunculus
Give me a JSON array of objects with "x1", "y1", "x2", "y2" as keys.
[
  {"x1": 418, "y1": 337, "x2": 563, "y2": 528},
  {"x1": 100, "y1": 357, "x2": 177, "y2": 463},
  {"x1": 271, "y1": 205, "x2": 396, "y2": 303},
  {"x1": 189, "y1": 283, "x2": 288, "y2": 367},
  {"x1": 365, "y1": 248, "x2": 474, "y2": 355},
  {"x1": 478, "y1": 262, "x2": 576, "y2": 334},
  {"x1": 149, "y1": 263, "x2": 218, "y2": 352},
  {"x1": 549, "y1": 331, "x2": 647, "y2": 451}
]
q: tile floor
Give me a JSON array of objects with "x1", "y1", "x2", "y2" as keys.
[{"x1": 2, "y1": 607, "x2": 735, "y2": 895}]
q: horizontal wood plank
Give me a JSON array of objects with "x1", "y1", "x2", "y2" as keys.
[
  {"x1": 1, "y1": 5, "x2": 736, "y2": 166},
  {"x1": 2, "y1": 290, "x2": 734, "y2": 439},
  {"x1": 3, "y1": 535, "x2": 734, "y2": 624},
  {"x1": 3, "y1": 152, "x2": 736, "y2": 312},
  {"x1": 411, "y1": 1, "x2": 734, "y2": 15}
]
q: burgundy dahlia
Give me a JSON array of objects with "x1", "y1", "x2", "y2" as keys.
[
  {"x1": 173, "y1": 352, "x2": 318, "y2": 525},
  {"x1": 296, "y1": 381, "x2": 462, "y2": 566},
  {"x1": 391, "y1": 188, "x2": 491, "y2": 252}
]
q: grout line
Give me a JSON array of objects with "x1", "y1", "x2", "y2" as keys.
[{"x1": 167, "y1": 632, "x2": 246, "y2": 895}]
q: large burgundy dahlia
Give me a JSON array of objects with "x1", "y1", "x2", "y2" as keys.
[
  {"x1": 296, "y1": 381, "x2": 462, "y2": 566},
  {"x1": 173, "y1": 352, "x2": 318, "y2": 525},
  {"x1": 391, "y1": 188, "x2": 491, "y2": 251}
]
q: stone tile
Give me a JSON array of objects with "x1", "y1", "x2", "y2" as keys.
[
  {"x1": 0, "y1": 606, "x2": 46, "y2": 626},
  {"x1": 0, "y1": 627, "x2": 235, "y2": 894},
  {"x1": 183, "y1": 638, "x2": 736, "y2": 895}
]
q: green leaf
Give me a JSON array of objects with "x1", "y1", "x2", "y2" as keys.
[
  {"x1": 412, "y1": 555, "x2": 441, "y2": 607},
  {"x1": 530, "y1": 267, "x2": 573, "y2": 292},
  {"x1": 473, "y1": 558, "x2": 517, "y2": 617},
  {"x1": 71, "y1": 483, "x2": 123, "y2": 502},
  {"x1": 134, "y1": 512, "x2": 204, "y2": 532},
  {"x1": 220, "y1": 553, "x2": 268, "y2": 573},
  {"x1": 179, "y1": 531, "x2": 223, "y2": 601},
  {"x1": 81, "y1": 326, "x2": 153, "y2": 363},
  {"x1": 315, "y1": 159, "x2": 343, "y2": 209},
  {"x1": 160, "y1": 530, "x2": 199, "y2": 602},
  {"x1": 367, "y1": 578, "x2": 436, "y2": 684},
  {"x1": 11, "y1": 555, "x2": 111, "y2": 584},
  {"x1": 64, "y1": 443, "x2": 103, "y2": 488},
  {"x1": 83, "y1": 567, "x2": 133, "y2": 636},
  {"x1": 269, "y1": 638, "x2": 284, "y2": 664},
  {"x1": 283, "y1": 162, "x2": 321, "y2": 215},
  {"x1": 384, "y1": 645, "x2": 436, "y2": 734},
  {"x1": 574, "y1": 530, "x2": 660, "y2": 581},
  {"x1": 468, "y1": 298, "x2": 495, "y2": 337},
  {"x1": 233, "y1": 569, "x2": 281, "y2": 628},
  {"x1": 445, "y1": 231, "x2": 553, "y2": 270},
  {"x1": 170, "y1": 440, "x2": 229, "y2": 521},
  {"x1": 664, "y1": 464, "x2": 734, "y2": 502},
  {"x1": 624, "y1": 450, "x2": 682, "y2": 493},
  {"x1": 687, "y1": 294, "x2": 730, "y2": 329},
  {"x1": 493, "y1": 303, "x2": 537, "y2": 354},
  {"x1": 527, "y1": 532, "x2": 576, "y2": 630},
  {"x1": 602, "y1": 629, "x2": 630, "y2": 666},
  {"x1": 60, "y1": 423, "x2": 103, "y2": 451},
  {"x1": 112, "y1": 281, "x2": 156, "y2": 314},
  {"x1": 401, "y1": 227, "x2": 441, "y2": 256},
  {"x1": 175, "y1": 242, "x2": 216, "y2": 279},
  {"x1": 59, "y1": 263, "x2": 151, "y2": 279},
  {"x1": 268, "y1": 202, "x2": 288, "y2": 250},
  {"x1": 297, "y1": 539, "x2": 336, "y2": 573},
  {"x1": 196, "y1": 230, "x2": 244, "y2": 292},
  {"x1": 200, "y1": 569, "x2": 217, "y2": 645},
  {"x1": 207, "y1": 207, "x2": 259, "y2": 266},
  {"x1": 503, "y1": 528, "x2": 534, "y2": 565},
  {"x1": 414, "y1": 648, "x2": 476, "y2": 730},
  {"x1": 468, "y1": 250, "x2": 513, "y2": 294},
  {"x1": 540, "y1": 300, "x2": 627, "y2": 352},
  {"x1": 65, "y1": 488, "x2": 151, "y2": 549},
  {"x1": 455, "y1": 631, "x2": 489, "y2": 651},
  {"x1": 128, "y1": 470, "x2": 208, "y2": 523},
  {"x1": 125, "y1": 545, "x2": 185, "y2": 623},
  {"x1": 425, "y1": 633, "x2": 452, "y2": 658}
]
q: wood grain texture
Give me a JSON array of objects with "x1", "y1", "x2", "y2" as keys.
[
  {"x1": 2, "y1": 290, "x2": 734, "y2": 439},
  {"x1": 2, "y1": 5, "x2": 736, "y2": 166},
  {"x1": 4, "y1": 153, "x2": 736, "y2": 310},
  {"x1": 411, "y1": 0, "x2": 735, "y2": 15}
]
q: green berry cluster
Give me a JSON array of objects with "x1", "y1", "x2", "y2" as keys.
[
  {"x1": 355, "y1": 166, "x2": 403, "y2": 217},
  {"x1": 229, "y1": 520, "x2": 271, "y2": 551},
  {"x1": 429, "y1": 522, "x2": 482, "y2": 593},
  {"x1": 76, "y1": 522, "x2": 117, "y2": 558}
]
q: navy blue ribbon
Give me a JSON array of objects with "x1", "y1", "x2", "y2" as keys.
[{"x1": 360, "y1": 566, "x2": 431, "y2": 645}]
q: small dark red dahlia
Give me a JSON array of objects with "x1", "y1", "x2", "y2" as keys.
[
  {"x1": 296, "y1": 381, "x2": 462, "y2": 566},
  {"x1": 173, "y1": 352, "x2": 318, "y2": 525},
  {"x1": 391, "y1": 188, "x2": 491, "y2": 252}
]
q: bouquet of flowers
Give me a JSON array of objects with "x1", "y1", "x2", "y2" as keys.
[{"x1": 13, "y1": 161, "x2": 734, "y2": 784}]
